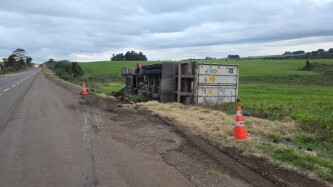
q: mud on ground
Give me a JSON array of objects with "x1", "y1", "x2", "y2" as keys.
[{"x1": 79, "y1": 93, "x2": 328, "y2": 187}]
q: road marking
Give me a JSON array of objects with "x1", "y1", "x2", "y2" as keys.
[{"x1": 0, "y1": 70, "x2": 41, "y2": 93}]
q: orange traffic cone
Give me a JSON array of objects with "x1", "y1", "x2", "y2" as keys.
[
  {"x1": 82, "y1": 83, "x2": 89, "y2": 95},
  {"x1": 234, "y1": 106, "x2": 247, "y2": 139}
]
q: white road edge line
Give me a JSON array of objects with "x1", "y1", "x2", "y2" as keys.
[
  {"x1": 11, "y1": 85, "x2": 16, "y2": 87},
  {"x1": 3, "y1": 88, "x2": 10, "y2": 92}
]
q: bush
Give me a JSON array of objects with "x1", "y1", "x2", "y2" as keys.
[{"x1": 46, "y1": 60, "x2": 84, "y2": 80}]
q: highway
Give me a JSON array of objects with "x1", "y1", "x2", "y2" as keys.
[{"x1": 0, "y1": 68, "x2": 40, "y2": 128}]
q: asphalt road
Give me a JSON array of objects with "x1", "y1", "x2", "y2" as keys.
[
  {"x1": 0, "y1": 71, "x2": 253, "y2": 186},
  {"x1": 0, "y1": 68, "x2": 40, "y2": 128}
]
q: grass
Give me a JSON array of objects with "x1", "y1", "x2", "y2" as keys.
[
  {"x1": 44, "y1": 67, "x2": 82, "y2": 89},
  {"x1": 78, "y1": 61, "x2": 158, "y2": 94},
  {"x1": 238, "y1": 84, "x2": 333, "y2": 131},
  {"x1": 95, "y1": 84, "x2": 125, "y2": 94},
  {"x1": 78, "y1": 61, "x2": 161, "y2": 94},
  {"x1": 79, "y1": 61, "x2": 155, "y2": 83},
  {"x1": 260, "y1": 144, "x2": 333, "y2": 181},
  {"x1": 78, "y1": 59, "x2": 333, "y2": 85},
  {"x1": 198, "y1": 59, "x2": 333, "y2": 77}
]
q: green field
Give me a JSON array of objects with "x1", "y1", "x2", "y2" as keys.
[
  {"x1": 79, "y1": 59, "x2": 333, "y2": 81},
  {"x1": 79, "y1": 61, "x2": 153, "y2": 83}
]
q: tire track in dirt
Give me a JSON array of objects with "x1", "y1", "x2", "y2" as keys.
[{"x1": 81, "y1": 106, "x2": 99, "y2": 186}]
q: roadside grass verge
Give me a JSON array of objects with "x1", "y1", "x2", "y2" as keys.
[
  {"x1": 139, "y1": 101, "x2": 333, "y2": 183},
  {"x1": 95, "y1": 84, "x2": 125, "y2": 94},
  {"x1": 260, "y1": 144, "x2": 333, "y2": 181},
  {"x1": 43, "y1": 67, "x2": 82, "y2": 89}
]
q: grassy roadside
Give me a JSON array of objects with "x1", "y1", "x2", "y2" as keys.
[
  {"x1": 139, "y1": 101, "x2": 333, "y2": 183},
  {"x1": 43, "y1": 67, "x2": 82, "y2": 89}
]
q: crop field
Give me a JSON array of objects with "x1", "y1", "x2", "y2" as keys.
[
  {"x1": 79, "y1": 59, "x2": 333, "y2": 181},
  {"x1": 79, "y1": 61, "x2": 153, "y2": 83}
]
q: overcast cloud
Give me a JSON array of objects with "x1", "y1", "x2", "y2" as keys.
[{"x1": 0, "y1": 0, "x2": 333, "y2": 62}]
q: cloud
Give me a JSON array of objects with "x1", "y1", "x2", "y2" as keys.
[{"x1": 0, "y1": 0, "x2": 333, "y2": 62}]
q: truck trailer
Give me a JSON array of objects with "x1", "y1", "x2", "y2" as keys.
[{"x1": 121, "y1": 62, "x2": 239, "y2": 105}]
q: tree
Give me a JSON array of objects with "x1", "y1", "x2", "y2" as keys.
[
  {"x1": 205, "y1": 56, "x2": 216, "y2": 60},
  {"x1": 329, "y1": 48, "x2": 333, "y2": 54},
  {"x1": 317, "y1": 49, "x2": 325, "y2": 53},
  {"x1": 111, "y1": 51, "x2": 147, "y2": 61},
  {"x1": 311, "y1": 51, "x2": 318, "y2": 56},
  {"x1": 304, "y1": 59, "x2": 312, "y2": 70},
  {"x1": 111, "y1": 53, "x2": 125, "y2": 61},
  {"x1": 227, "y1": 54, "x2": 240, "y2": 59},
  {"x1": 283, "y1": 51, "x2": 291, "y2": 55},
  {"x1": 12, "y1": 48, "x2": 27, "y2": 61},
  {"x1": 4, "y1": 54, "x2": 16, "y2": 67},
  {"x1": 137, "y1": 52, "x2": 147, "y2": 61},
  {"x1": 45, "y1": 59, "x2": 56, "y2": 64},
  {"x1": 1, "y1": 48, "x2": 32, "y2": 72},
  {"x1": 124, "y1": 51, "x2": 133, "y2": 60},
  {"x1": 71, "y1": 62, "x2": 84, "y2": 78},
  {"x1": 26, "y1": 57, "x2": 33, "y2": 65}
]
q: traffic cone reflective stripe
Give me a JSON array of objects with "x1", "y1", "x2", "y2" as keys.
[
  {"x1": 234, "y1": 106, "x2": 247, "y2": 139},
  {"x1": 82, "y1": 83, "x2": 89, "y2": 95}
]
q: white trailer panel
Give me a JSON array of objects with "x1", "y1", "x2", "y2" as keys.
[
  {"x1": 196, "y1": 86, "x2": 238, "y2": 97},
  {"x1": 196, "y1": 96, "x2": 237, "y2": 105},
  {"x1": 195, "y1": 64, "x2": 239, "y2": 105},
  {"x1": 197, "y1": 75, "x2": 238, "y2": 85},
  {"x1": 197, "y1": 64, "x2": 239, "y2": 76}
]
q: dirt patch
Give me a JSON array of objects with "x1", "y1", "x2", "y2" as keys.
[
  {"x1": 77, "y1": 93, "x2": 328, "y2": 187},
  {"x1": 77, "y1": 94, "x2": 253, "y2": 186},
  {"x1": 162, "y1": 143, "x2": 253, "y2": 187}
]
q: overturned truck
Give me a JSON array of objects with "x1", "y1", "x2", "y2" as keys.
[{"x1": 121, "y1": 62, "x2": 239, "y2": 105}]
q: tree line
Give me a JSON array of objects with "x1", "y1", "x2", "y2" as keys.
[
  {"x1": 227, "y1": 54, "x2": 240, "y2": 59},
  {"x1": 111, "y1": 51, "x2": 147, "y2": 61},
  {"x1": 280, "y1": 48, "x2": 333, "y2": 59},
  {"x1": 45, "y1": 59, "x2": 84, "y2": 80},
  {"x1": 283, "y1": 50, "x2": 305, "y2": 55},
  {"x1": 1, "y1": 48, "x2": 33, "y2": 73}
]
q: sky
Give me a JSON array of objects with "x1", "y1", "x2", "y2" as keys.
[{"x1": 0, "y1": 0, "x2": 333, "y2": 63}]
